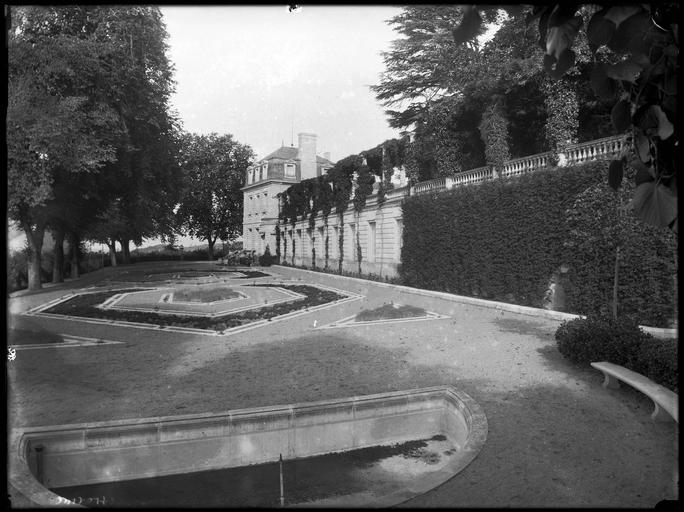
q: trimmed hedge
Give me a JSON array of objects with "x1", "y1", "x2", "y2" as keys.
[
  {"x1": 635, "y1": 337, "x2": 678, "y2": 393},
  {"x1": 555, "y1": 315, "x2": 648, "y2": 367},
  {"x1": 400, "y1": 161, "x2": 677, "y2": 327},
  {"x1": 555, "y1": 316, "x2": 678, "y2": 392},
  {"x1": 130, "y1": 248, "x2": 211, "y2": 263}
]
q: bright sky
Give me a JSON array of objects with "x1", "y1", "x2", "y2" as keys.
[{"x1": 159, "y1": 5, "x2": 404, "y2": 162}]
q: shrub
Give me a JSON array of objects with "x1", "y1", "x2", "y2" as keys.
[
  {"x1": 555, "y1": 315, "x2": 677, "y2": 392},
  {"x1": 555, "y1": 315, "x2": 651, "y2": 366},
  {"x1": 130, "y1": 248, "x2": 210, "y2": 263},
  {"x1": 632, "y1": 338, "x2": 678, "y2": 393},
  {"x1": 259, "y1": 245, "x2": 274, "y2": 266}
]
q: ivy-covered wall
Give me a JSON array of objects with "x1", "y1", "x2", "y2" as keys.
[
  {"x1": 400, "y1": 160, "x2": 677, "y2": 327},
  {"x1": 277, "y1": 136, "x2": 409, "y2": 272}
]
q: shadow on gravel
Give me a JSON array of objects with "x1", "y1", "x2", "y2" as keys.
[
  {"x1": 8, "y1": 315, "x2": 64, "y2": 345},
  {"x1": 492, "y1": 317, "x2": 556, "y2": 342},
  {"x1": 9, "y1": 328, "x2": 678, "y2": 507},
  {"x1": 400, "y1": 376, "x2": 678, "y2": 508}
]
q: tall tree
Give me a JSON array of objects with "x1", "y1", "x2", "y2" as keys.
[
  {"x1": 372, "y1": 5, "x2": 493, "y2": 130},
  {"x1": 7, "y1": 6, "x2": 123, "y2": 289},
  {"x1": 8, "y1": 5, "x2": 183, "y2": 287},
  {"x1": 176, "y1": 133, "x2": 254, "y2": 260},
  {"x1": 85, "y1": 6, "x2": 183, "y2": 260},
  {"x1": 374, "y1": 6, "x2": 615, "y2": 181}
]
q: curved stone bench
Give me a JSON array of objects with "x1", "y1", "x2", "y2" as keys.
[{"x1": 591, "y1": 362, "x2": 678, "y2": 423}]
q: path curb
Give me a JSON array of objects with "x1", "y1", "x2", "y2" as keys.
[{"x1": 273, "y1": 265, "x2": 678, "y2": 339}]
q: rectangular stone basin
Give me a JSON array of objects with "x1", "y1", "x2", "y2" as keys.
[{"x1": 10, "y1": 386, "x2": 487, "y2": 507}]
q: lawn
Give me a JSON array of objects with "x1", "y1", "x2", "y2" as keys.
[{"x1": 172, "y1": 287, "x2": 242, "y2": 303}]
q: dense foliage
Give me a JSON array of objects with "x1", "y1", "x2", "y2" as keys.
[
  {"x1": 7, "y1": 6, "x2": 182, "y2": 288},
  {"x1": 478, "y1": 102, "x2": 511, "y2": 168},
  {"x1": 555, "y1": 316, "x2": 677, "y2": 392},
  {"x1": 450, "y1": 4, "x2": 679, "y2": 233},
  {"x1": 373, "y1": 6, "x2": 614, "y2": 184},
  {"x1": 400, "y1": 161, "x2": 677, "y2": 327}
]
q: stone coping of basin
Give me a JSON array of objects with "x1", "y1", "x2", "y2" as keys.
[
  {"x1": 9, "y1": 386, "x2": 488, "y2": 508},
  {"x1": 275, "y1": 266, "x2": 678, "y2": 339}
]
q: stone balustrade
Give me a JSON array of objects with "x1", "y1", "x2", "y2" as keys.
[
  {"x1": 451, "y1": 166, "x2": 493, "y2": 186},
  {"x1": 410, "y1": 177, "x2": 446, "y2": 195},
  {"x1": 410, "y1": 135, "x2": 627, "y2": 196},
  {"x1": 563, "y1": 135, "x2": 625, "y2": 166},
  {"x1": 500, "y1": 152, "x2": 553, "y2": 178}
]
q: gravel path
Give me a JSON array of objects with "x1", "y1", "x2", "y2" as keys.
[{"x1": 7, "y1": 262, "x2": 678, "y2": 507}]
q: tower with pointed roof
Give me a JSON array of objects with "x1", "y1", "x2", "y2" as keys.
[{"x1": 241, "y1": 133, "x2": 334, "y2": 255}]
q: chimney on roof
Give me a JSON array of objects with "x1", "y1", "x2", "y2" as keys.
[{"x1": 297, "y1": 133, "x2": 317, "y2": 180}]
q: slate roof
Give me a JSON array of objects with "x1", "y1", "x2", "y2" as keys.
[
  {"x1": 260, "y1": 145, "x2": 334, "y2": 166},
  {"x1": 261, "y1": 146, "x2": 298, "y2": 161}
]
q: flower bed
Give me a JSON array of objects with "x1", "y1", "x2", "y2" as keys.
[
  {"x1": 43, "y1": 285, "x2": 345, "y2": 332},
  {"x1": 355, "y1": 303, "x2": 427, "y2": 322}
]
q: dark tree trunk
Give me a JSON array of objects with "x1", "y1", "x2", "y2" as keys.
[
  {"x1": 68, "y1": 232, "x2": 80, "y2": 278},
  {"x1": 207, "y1": 238, "x2": 215, "y2": 260},
  {"x1": 23, "y1": 222, "x2": 45, "y2": 291},
  {"x1": 108, "y1": 239, "x2": 118, "y2": 267},
  {"x1": 52, "y1": 228, "x2": 65, "y2": 283},
  {"x1": 612, "y1": 245, "x2": 620, "y2": 321},
  {"x1": 120, "y1": 239, "x2": 131, "y2": 264}
]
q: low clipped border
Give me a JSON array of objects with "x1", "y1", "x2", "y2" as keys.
[
  {"x1": 10, "y1": 335, "x2": 124, "y2": 351},
  {"x1": 276, "y1": 266, "x2": 678, "y2": 339},
  {"x1": 22, "y1": 282, "x2": 364, "y2": 337}
]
